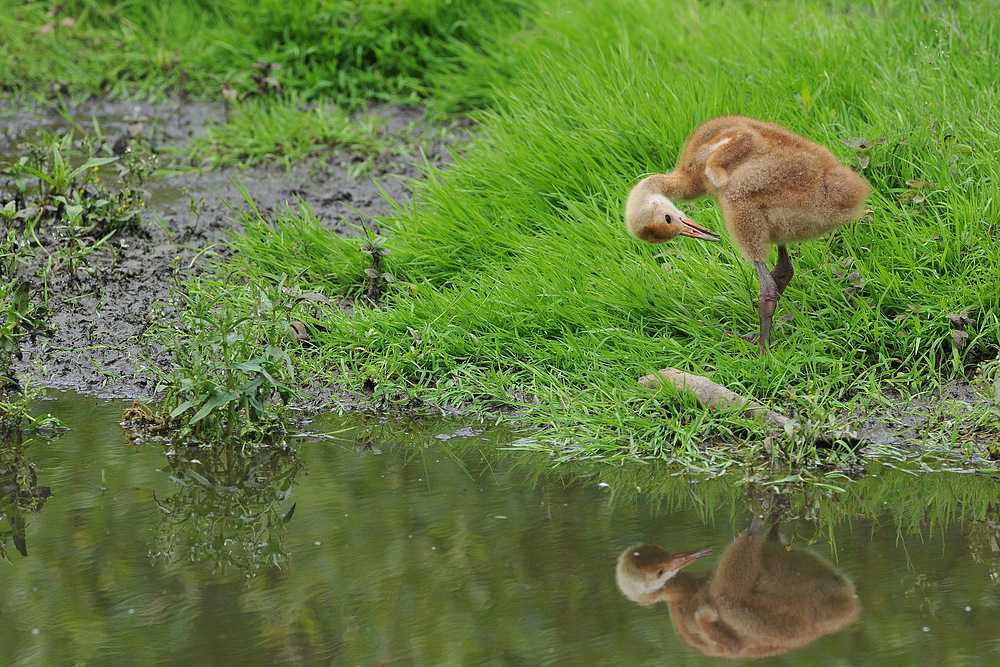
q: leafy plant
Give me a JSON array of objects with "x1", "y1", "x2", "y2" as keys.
[
  {"x1": 148, "y1": 283, "x2": 297, "y2": 444},
  {"x1": 774, "y1": 391, "x2": 859, "y2": 469},
  {"x1": 359, "y1": 222, "x2": 394, "y2": 305}
]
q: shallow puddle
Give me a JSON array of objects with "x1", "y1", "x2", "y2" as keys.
[{"x1": 2, "y1": 391, "x2": 1000, "y2": 665}]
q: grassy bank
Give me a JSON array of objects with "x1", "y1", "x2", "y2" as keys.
[
  {"x1": 3, "y1": 0, "x2": 999, "y2": 465},
  {"x1": 0, "y1": 0, "x2": 531, "y2": 111},
  {"x1": 152, "y1": 0, "x2": 1000, "y2": 464}
]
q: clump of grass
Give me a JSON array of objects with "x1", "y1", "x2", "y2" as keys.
[
  {"x1": 186, "y1": 98, "x2": 440, "y2": 170},
  {"x1": 1, "y1": 1, "x2": 535, "y2": 172},
  {"x1": 145, "y1": 280, "x2": 296, "y2": 445}
]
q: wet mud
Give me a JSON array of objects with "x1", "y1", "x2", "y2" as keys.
[{"x1": 2, "y1": 98, "x2": 455, "y2": 400}]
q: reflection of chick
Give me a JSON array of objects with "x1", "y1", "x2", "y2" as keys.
[
  {"x1": 616, "y1": 523, "x2": 859, "y2": 658},
  {"x1": 616, "y1": 544, "x2": 713, "y2": 606}
]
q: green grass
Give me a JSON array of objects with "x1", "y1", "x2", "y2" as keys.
[
  {"x1": 163, "y1": 0, "x2": 1000, "y2": 464},
  {"x1": 183, "y1": 97, "x2": 461, "y2": 170},
  {"x1": 0, "y1": 0, "x2": 534, "y2": 110}
]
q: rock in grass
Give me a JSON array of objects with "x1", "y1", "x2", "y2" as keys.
[{"x1": 639, "y1": 367, "x2": 789, "y2": 432}]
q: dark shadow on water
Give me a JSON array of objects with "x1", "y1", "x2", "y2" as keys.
[{"x1": 0, "y1": 427, "x2": 54, "y2": 560}]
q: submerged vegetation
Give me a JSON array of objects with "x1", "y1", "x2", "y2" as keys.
[{"x1": 1, "y1": 0, "x2": 998, "y2": 470}]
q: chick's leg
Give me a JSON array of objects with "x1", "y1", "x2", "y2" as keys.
[
  {"x1": 770, "y1": 245, "x2": 794, "y2": 295},
  {"x1": 754, "y1": 260, "x2": 779, "y2": 355}
]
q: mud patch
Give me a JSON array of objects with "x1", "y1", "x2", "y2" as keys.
[
  {"x1": 856, "y1": 379, "x2": 998, "y2": 457},
  {"x1": 0, "y1": 97, "x2": 225, "y2": 153},
  {"x1": 2, "y1": 97, "x2": 461, "y2": 399}
]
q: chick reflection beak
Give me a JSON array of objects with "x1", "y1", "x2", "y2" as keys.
[{"x1": 668, "y1": 547, "x2": 714, "y2": 571}]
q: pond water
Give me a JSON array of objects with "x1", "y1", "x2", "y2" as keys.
[{"x1": 2, "y1": 391, "x2": 1000, "y2": 665}]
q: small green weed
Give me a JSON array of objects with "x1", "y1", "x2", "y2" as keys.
[
  {"x1": 147, "y1": 280, "x2": 297, "y2": 444},
  {"x1": 774, "y1": 391, "x2": 859, "y2": 470},
  {"x1": 1, "y1": 129, "x2": 154, "y2": 241},
  {"x1": 841, "y1": 135, "x2": 886, "y2": 173},
  {"x1": 358, "y1": 222, "x2": 394, "y2": 305}
]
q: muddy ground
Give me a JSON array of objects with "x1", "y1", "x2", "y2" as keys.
[{"x1": 2, "y1": 98, "x2": 455, "y2": 402}]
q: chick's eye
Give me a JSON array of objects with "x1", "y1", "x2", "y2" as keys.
[
  {"x1": 664, "y1": 214, "x2": 672, "y2": 223},
  {"x1": 656, "y1": 569, "x2": 665, "y2": 578}
]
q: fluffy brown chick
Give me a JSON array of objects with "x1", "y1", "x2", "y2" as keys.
[{"x1": 624, "y1": 115, "x2": 871, "y2": 353}]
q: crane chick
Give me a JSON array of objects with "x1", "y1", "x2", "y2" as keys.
[{"x1": 624, "y1": 116, "x2": 871, "y2": 353}]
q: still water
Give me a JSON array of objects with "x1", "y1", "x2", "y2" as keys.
[{"x1": 2, "y1": 391, "x2": 1000, "y2": 665}]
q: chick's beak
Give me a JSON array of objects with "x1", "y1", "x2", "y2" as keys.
[
  {"x1": 676, "y1": 215, "x2": 721, "y2": 242},
  {"x1": 666, "y1": 547, "x2": 713, "y2": 573}
]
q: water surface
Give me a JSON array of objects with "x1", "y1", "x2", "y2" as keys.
[{"x1": 1, "y1": 391, "x2": 999, "y2": 665}]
